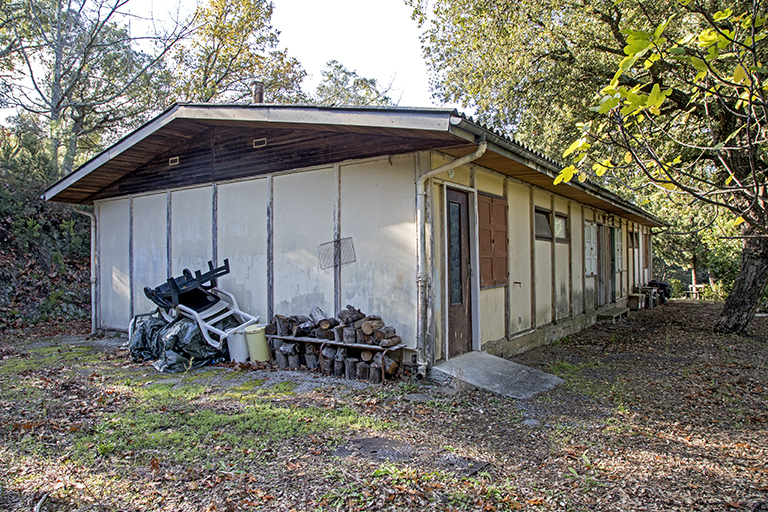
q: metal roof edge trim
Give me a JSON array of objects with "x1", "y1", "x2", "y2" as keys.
[
  {"x1": 177, "y1": 104, "x2": 454, "y2": 131},
  {"x1": 449, "y1": 119, "x2": 665, "y2": 228}
]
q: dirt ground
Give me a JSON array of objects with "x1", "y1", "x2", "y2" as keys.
[{"x1": 0, "y1": 301, "x2": 767, "y2": 511}]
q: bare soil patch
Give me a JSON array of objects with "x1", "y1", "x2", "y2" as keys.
[{"x1": 0, "y1": 300, "x2": 766, "y2": 511}]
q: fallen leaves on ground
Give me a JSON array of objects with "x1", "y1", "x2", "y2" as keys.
[{"x1": 0, "y1": 301, "x2": 766, "y2": 511}]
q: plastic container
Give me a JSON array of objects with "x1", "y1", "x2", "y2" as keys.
[
  {"x1": 245, "y1": 324, "x2": 270, "y2": 362},
  {"x1": 227, "y1": 331, "x2": 249, "y2": 363}
]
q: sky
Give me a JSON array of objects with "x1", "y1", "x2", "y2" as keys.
[{"x1": 133, "y1": 0, "x2": 442, "y2": 108}]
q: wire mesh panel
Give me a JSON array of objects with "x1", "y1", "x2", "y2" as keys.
[{"x1": 317, "y1": 237, "x2": 356, "y2": 270}]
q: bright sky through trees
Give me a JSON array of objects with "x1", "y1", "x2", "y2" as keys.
[{"x1": 126, "y1": 0, "x2": 438, "y2": 107}]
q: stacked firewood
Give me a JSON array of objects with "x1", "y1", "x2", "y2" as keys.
[{"x1": 268, "y1": 305, "x2": 402, "y2": 383}]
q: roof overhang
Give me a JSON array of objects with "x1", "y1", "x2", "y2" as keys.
[{"x1": 44, "y1": 103, "x2": 663, "y2": 227}]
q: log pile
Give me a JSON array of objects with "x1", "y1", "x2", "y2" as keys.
[{"x1": 268, "y1": 305, "x2": 404, "y2": 383}]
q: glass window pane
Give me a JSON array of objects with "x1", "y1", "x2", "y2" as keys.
[
  {"x1": 534, "y1": 211, "x2": 551, "y2": 238},
  {"x1": 554, "y1": 216, "x2": 567, "y2": 240},
  {"x1": 449, "y1": 201, "x2": 462, "y2": 305}
]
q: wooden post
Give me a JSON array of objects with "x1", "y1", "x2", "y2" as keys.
[
  {"x1": 369, "y1": 363, "x2": 382, "y2": 384},
  {"x1": 345, "y1": 358, "x2": 358, "y2": 380},
  {"x1": 356, "y1": 361, "x2": 370, "y2": 380}
]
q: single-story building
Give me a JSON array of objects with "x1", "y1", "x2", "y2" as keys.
[{"x1": 45, "y1": 104, "x2": 662, "y2": 374}]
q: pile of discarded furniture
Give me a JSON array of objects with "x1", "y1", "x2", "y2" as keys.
[{"x1": 128, "y1": 259, "x2": 259, "y2": 373}]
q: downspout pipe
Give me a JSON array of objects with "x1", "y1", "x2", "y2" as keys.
[
  {"x1": 415, "y1": 139, "x2": 487, "y2": 379},
  {"x1": 72, "y1": 206, "x2": 97, "y2": 335}
]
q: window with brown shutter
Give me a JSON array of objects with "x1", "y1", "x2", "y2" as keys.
[{"x1": 478, "y1": 193, "x2": 508, "y2": 288}]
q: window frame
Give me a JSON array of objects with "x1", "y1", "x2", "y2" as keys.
[
  {"x1": 585, "y1": 221, "x2": 598, "y2": 277},
  {"x1": 534, "y1": 207, "x2": 553, "y2": 241},
  {"x1": 554, "y1": 213, "x2": 569, "y2": 244}
]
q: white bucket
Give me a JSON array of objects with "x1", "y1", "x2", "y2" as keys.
[
  {"x1": 227, "y1": 331, "x2": 249, "y2": 363},
  {"x1": 245, "y1": 324, "x2": 270, "y2": 362}
]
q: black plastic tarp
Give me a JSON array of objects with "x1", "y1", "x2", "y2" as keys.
[{"x1": 129, "y1": 316, "x2": 233, "y2": 373}]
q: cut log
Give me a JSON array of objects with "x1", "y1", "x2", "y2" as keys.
[
  {"x1": 305, "y1": 353, "x2": 319, "y2": 370},
  {"x1": 312, "y1": 327, "x2": 326, "y2": 339},
  {"x1": 356, "y1": 361, "x2": 370, "y2": 380},
  {"x1": 275, "y1": 352, "x2": 288, "y2": 369},
  {"x1": 274, "y1": 315, "x2": 291, "y2": 336},
  {"x1": 278, "y1": 342, "x2": 299, "y2": 356},
  {"x1": 338, "y1": 305, "x2": 365, "y2": 324},
  {"x1": 318, "y1": 317, "x2": 339, "y2": 330},
  {"x1": 353, "y1": 315, "x2": 381, "y2": 329},
  {"x1": 321, "y1": 357, "x2": 333, "y2": 374},
  {"x1": 380, "y1": 335, "x2": 402, "y2": 348},
  {"x1": 321, "y1": 346, "x2": 337, "y2": 359},
  {"x1": 299, "y1": 320, "x2": 315, "y2": 332},
  {"x1": 345, "y1": 358, "x2": 358, "y2": 380},
  {"x1": 333, "y1": 359, "x2": 344, "y2": 377},
  {"x1": 325, "y1": 330, "x2": 336, "y2": 341},
  {"x1": 305, "y1": 343, "x2": 317, "y2": 355},
  {"x1": 373, "y1": 352, "x2": 398, "y2": 374},
  {"x1": 335, "y1": 348, "x2": 347, "y2": 361},
  {"x1": 333, "y1": 325, "x2": 344, "y2": 343},
  {"x1": 288, "y1": 354, "x2": 301, "y2": 369},
  {"x1": 343, "y1": 326, "x2": 356, "y2": 344},
  {"x1": 308, "y1": 306, "x2": 326, "y2": 326},
  {"x1": 265, "y1": 323, "x2": 277, "y2": 336},
  {"x1": 360, "y1": 349, "x2": 373, "y2": 362},
  {"x1": 356, "y1": 328, "x2": 366, "y2": 344},
  {"x1": 374, "y1": 326, "x2": 396, "y2": 342},
  {"x1": 364, "y1": 335, "x2": 377, "y2": 345},
  {"x1": 369, "y1": 363, "x2": 382, "y2": 384},
  {"x1": 361, "y1": 320, "x2": 385, "y2": 335}
]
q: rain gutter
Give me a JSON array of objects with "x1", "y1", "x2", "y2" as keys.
[{"x1": 415, "y1": 139, "x2": 487, "y2": 378}]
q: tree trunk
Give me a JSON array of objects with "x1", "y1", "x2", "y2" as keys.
[{"x1": 714, "y1": 231, "x2": 768, "y2": 333}]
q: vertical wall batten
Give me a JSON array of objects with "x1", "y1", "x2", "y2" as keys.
[
  {"x1": 565, "y1": 201, "x2": 573, "y2": 318},
  {"x1": 550, "y1": 194, "x2": 556, "y2": 324},
  {"x1": 212, "y1": 183, "x2": 218, "y2": 265},
  {"x1": 333, "y1": 164, "x2": 341, "y2": 316},
  {"x1": 529, "y1": 187, "x2": 536, "y2": 328},
  {"x1": 267, "y1": 175, "x2": 274, "y2": 322},
  {"x1": 166, "y1": 190, "x2": 172, "y2": 278},
  {"x1": 128, "y1": 197, "x2": 134, "y2": 320}
]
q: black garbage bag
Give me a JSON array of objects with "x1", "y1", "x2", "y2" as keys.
[
  {"x1": 151, "y1": 317, "x2": 233, "y2": 373},
  {"x1": 129, "y1": 316, "x2": 168, "y2": 362}
]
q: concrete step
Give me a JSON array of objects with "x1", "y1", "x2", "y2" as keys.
[{"x1": 432, "y1": 351, "x2": 564, "y2": 400}]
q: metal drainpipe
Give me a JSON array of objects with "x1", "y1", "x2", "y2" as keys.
[
  {"x1": 72, "y1": 206, "x2": 97, "y2": 335},
  {"x1": 415, "y1": 140, "x2": 487, "y2": 379}
]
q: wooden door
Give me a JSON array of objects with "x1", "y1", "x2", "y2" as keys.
[{"x1": 447, "y1": 189, "x2": 472, "y2": 358}]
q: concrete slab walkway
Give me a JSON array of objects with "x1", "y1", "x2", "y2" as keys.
[{"x1": 432, "y1": 351, "x2": 564, "y2": 400}]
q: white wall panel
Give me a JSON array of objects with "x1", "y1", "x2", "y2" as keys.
[
  {"x1": 480, "y1": 287, "x2": 505, "y2": 343},
  {"x1": 171, "y1": 186, "x2": 213, "y2": 276},
  {"x1": 98, "y1": 199, "x2": 131, "y2": 329},
  {"x1": 555, "y1": 243, "x2": 570, "y2": 319},
  {"x1": 273, "y1": 169, "x2": 335, "y2": 316},
  {"x1": 340, "y1": 157, "x2": 417, "y2": 346},
  {"x1": 217, "y1": 179, "x2": 268, "y2": 320},
  {"x1": 132, "y1": 193, "x2": 167, "y2": 315},
  {"x1": 535, "y1": 241, "x2": 552, "y2": 326},
  {"x1": 507, "y1": 182, "x2": 531, "y2": 334},
  {"x1": 570, "y1": 206, "x2": 584, "y2": 314}
]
